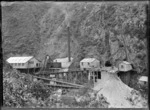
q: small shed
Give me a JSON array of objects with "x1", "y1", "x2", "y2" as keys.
[
  {"x1": 80, "y1": 58, "x2": 100, "y2": 70},
  {"x1": 118, "y1": 61, "x2": 132, "y2": 72},
  {"x1": 53, "y1": 57, "x2": 73, "y2": 69},
  {"x1": 139, "y1": 76, "x2": 148, "y2": 86},
  {"x1": 116, "y1": 61, "x2": 133, "y2": 85},
  {"x1": 6, "y1": 56, "x2": 41, "y2": 69}
]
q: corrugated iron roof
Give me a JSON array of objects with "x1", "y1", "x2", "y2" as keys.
[
  {"x1": 7, "y1": 56, "x2": 33, "y2": 63},
  {"x1": 80, "y1": 58, "x2": 97, "y2": 63},
  {"x1": 139, "y1": 76, "x2": 148, "y2": 82}
]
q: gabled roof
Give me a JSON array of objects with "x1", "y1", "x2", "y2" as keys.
[
  {"x1": 80, "y1": 58, "x2": 98, "y2": 63},
  {"x1": 139, "y1": 76, "x2": 148, "y2": 82},
  {"x1": 7, "y1": 56, "x2": 33, "y2": 63}
]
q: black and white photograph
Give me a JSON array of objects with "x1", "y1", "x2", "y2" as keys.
[{"x1": 2, "y1": 1, "x2": 149, "y2": 108}]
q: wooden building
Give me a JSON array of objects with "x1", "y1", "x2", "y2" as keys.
[
  {"x1": 6, "y1": 56, "x2": 41, "y2": 73},
  {"x1": 52, "y1": 57, "x2": 73, "y2": 79},
  {"x1": 53, "y1": 57, "x2": 73, "y2": 70},
  {"x1": 118, "y1": 61, "x2": 132, "y2": 72},
  {"x1": 117, "y1": 61, "x2": 133, "y2": 85},
  {"x1": 138, "y1": 76, "x2": 148, "y2": 86},
  {"x1": 40, "y1": 55, "x2": 62, "y2": 73},
  {"x1": 80, "y1": 58, "x2": 100, "y2": 70},
  {"x1": 46, "y1": 59, "x2": 62, "y2": 72}
]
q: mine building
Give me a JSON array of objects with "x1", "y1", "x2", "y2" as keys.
[
  {"x1": 53, "y1": 57, "x2": 73, "y2": 72},
  {"x1": 6, "y1": 56, "x2": 41, "y2": 73},
  {"x1": 80, "y1": 58, "x2": 100, "y2": 70},
  {"x1": 138, "y1": 76, "x2": 148, "y2": 86}
]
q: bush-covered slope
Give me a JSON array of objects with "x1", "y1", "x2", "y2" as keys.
[{"x1": 2, "y1": 2, "x2": 148, "y2": 74}]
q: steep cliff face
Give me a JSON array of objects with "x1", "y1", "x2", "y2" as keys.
[{"x1": 2, "y1": 2, "x2": 147, "y2": 74}]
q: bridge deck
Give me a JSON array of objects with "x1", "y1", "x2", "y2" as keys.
[
  {"x1": 45, "y1": 84, "x2": 81, "y2": 89},
  {"x1": 35, "y1": 70, "x2": 87, "y2": 75},
  {"x1": 33, "y1": 75, "x2": 84, "y2": 88}
]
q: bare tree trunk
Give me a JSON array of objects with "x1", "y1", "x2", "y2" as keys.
[
  {"x1": 121, "y1": 35, "x2": 130, "y2": 61},
  {"x1": 105, "y1": 31, "x2": 111, "y2": 62},
  {"x1": 67, "y1": 26, "x2": 71, "y2": 62}
]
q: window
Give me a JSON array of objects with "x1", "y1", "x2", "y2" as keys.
[
  {"x1": 18, "y1": 63, "x2": 21, "y2": 66},
  {"x1": 36, "y1": 63, "x2": 38, "y2": 67},
  {"x1": 15, "y1": 63, "x2": 17, "y2": 66},
  {"x1": 88, "y1": 62, "x2": 90, "y2": 65},
  {"x1": 22, "y1": 63, "x2": 24, "y2": 66}
]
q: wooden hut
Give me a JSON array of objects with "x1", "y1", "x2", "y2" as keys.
[
  {"x1": 117, "y1": 61, "x2": 133, "y2": 85},
  {"x1": 139, "y1": 76, "x2": 148, "y2": 86},
  {"x1": 6, "y1": 56, "x2": 41, "y2": 73},
  {"x1": 80, "y1": 58, "x2": 100, "y2": 70},
  {"x1": 118, "y1": 61, "x2": 132, "y2": 72}
]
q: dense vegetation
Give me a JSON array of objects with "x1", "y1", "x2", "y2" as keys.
[
  {"x1": 2, "y1": 2, "x2": 148, "y2": 75},
  {"x1": 2, "y1": 1, "x2": 148, "y2": 107},
  {"x1": 3, "y1": 69, "x2": 111, "y2": 108},
  {"x1": 3, "y1": 69, "x2": 147, "y2": 107}
]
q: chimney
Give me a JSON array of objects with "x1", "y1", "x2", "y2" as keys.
[{"x1": 67, "y1": 26, "x2": 71, "y2": 62}]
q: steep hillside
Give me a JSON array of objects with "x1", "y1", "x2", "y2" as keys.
[
  {"x1": 2, "y1": 2, "x2": 148, "y2": 74},
  {"x1": 2, "y1": 2, "x2": 51, "y2": 57}
]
